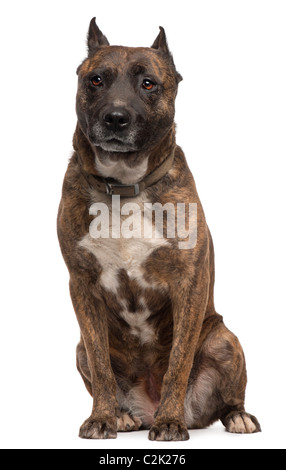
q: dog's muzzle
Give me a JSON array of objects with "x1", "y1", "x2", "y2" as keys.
[{"x1": 92, "y1": 106, "x2": 138, "y2": 152}]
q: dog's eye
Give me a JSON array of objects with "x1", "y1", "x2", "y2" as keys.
[
  {"x1": 91, "y1": 76, "x2": 103, "y2": 87},
  {"x1": 142, "y1": 79, "x2": 156, "y2": 91}
]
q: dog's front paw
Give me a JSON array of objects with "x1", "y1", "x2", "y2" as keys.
[
  {"x1": 79, "y1": 415, "x2": 117, "y2": 439},
  {"x1": 148, "y1": 420, "x2": 189, "y2": 441}
]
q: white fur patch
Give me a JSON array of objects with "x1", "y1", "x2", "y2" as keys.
[
  {"x1": 78, "y1": 188, "x2": 170, "y2": 345},
  {"x1": 79, "y1": 232, "x2": 169, "y2": 293},
  {"x1": 119, "y1": 298, "x2": 156, "y2": 345},
  {"x1": 79, "y1": 190, "x2": 169, "y2": 294},
  {"x1": 95, "y1": 155, "x2": 148, "y2": 184}
]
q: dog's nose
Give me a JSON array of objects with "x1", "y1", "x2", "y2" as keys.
[{"x1": 103, "y1": 108, "x2": 130, "y2": 132}]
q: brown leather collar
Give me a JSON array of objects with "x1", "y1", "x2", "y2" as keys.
[{"x1": 82, "y1": 148, "x2": 175, "y2": 197}]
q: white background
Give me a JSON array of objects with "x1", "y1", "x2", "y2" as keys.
[{"x1": 0, "y1": 0, "x2": 285, "y2": 449}]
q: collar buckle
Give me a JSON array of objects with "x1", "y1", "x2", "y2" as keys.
[{"x1": 105, "y1": 182, "x2": 140, "y2": 197}]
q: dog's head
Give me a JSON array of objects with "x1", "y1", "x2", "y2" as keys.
[{"x1": 76, "y1": 18, "x2": 182, "y2": 156}]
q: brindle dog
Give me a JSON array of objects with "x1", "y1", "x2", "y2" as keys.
[{"x1": 57, "y1": 18, "x2": 261, "y2": 440}]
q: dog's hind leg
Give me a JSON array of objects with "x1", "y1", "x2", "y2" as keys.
[{"x1": 184, "y1": 315, "x2": 261, "y2": 433}]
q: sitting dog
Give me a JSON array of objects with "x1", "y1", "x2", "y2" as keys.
[{"x1": 57, "y1": 18, "x2": 261, "y2": 440}]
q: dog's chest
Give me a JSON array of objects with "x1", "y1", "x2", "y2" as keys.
[
  {"x1": 78, "y1": 192, "x2": 170, "y2": 344},
  {"x1": 80, "y1": 234, "x2": 167, "y2": 292}
]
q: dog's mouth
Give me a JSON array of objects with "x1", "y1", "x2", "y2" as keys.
[
  {"x1": 96, "y1": 139, "x2": 131, "y2": 153},
  {"x1": 89, "y1": 121, "x2": 139, "y2": 153},
  {"x1": 93, "y1": 135, "x2": 138, "y2": 153}
]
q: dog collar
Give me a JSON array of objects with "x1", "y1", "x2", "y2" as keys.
[{"x1": 82, "y1": 148, "x2": 175, "y2": 197}]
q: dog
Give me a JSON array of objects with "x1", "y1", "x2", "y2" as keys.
[{"x1": 57, "y1": 18, "x2": 261, "y2": 440}]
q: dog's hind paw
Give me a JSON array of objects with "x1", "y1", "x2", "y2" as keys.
[
  {"x1": 79, "y1": 415, "x2": 117, "y2": 439},
  {"x1": 223, "y1": 411, "x2": 261, "y2": 434},
  {"x1": 149, "y1": 420, "x2": 189, "y2": 441},
  {"x1": 117, "y1": 412, "x2": 142, "y2": 432}
]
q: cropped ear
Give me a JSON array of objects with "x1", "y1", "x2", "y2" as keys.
[
  {"x1": 151, "y1": 26, "x2": 169, "y2": 54},
  {"x1": 151, "y1": 26, "x2": 183, "y2": 84},
  {"x1": 87, "y1": 17, "x2": 109, "y2": 56},
  {"x1": 175, "y1": 71, "x2": 183, "y2": 84}
]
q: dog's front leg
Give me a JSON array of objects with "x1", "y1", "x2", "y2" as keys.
[
  {"x1": 149, "y1": 269, "x2": 209, "y2": 441},
  {"x1": 70, "y1": 274, "x2": 118, "y2": 439}
]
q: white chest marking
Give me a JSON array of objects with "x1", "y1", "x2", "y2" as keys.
[
  {"x1": 79, "y1": 232, "x2": 165, "y2": 344},
  {"x1": 79, "y1": 191, "x2": 169, "y2": 294},
  {"x1": 79, "y1": 233, "x2": 168, "y2": 294},
  {"x1": 119, "y1": 298, "x2": 156, "y2": 344}
]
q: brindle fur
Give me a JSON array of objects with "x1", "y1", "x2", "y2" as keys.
[{"x1": 57, "y1": 19, "x2": 261, "y2": 440}]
